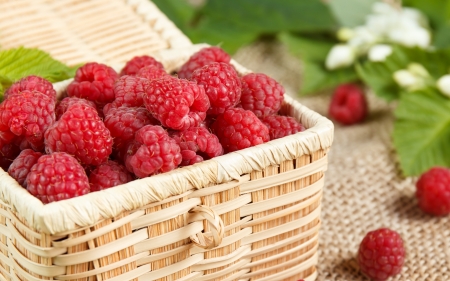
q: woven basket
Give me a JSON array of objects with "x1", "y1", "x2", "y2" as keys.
[{"x1": 0, "y1": 1, "x2": 334, "y2": 280}]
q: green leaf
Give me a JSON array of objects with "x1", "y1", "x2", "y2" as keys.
[
  {"x1": 433, "y1": 24, "x2": 450, "y2": 49},
  {"x1": 301, "y1": 60, "x2": 358, "y2": 95},
  {"x1": 279, "y1": 32, "x2": 334, "y2": 62},
  {"x1": 403, "y1": 0, "x2": 450, "y2": 27},
  {"x1": 186, "y1": 18, "x2": 259, "y2": 54},
  {"x1": 356, "y1": 46, "x2": 450, "y2": 101},
  {"x1": 152, "y1": 0, "x2": 197, "y2": 34},
  {"x1": 328, "y1": 0, "x2": 377, "y2": 27},
  {"x1": 394, "y1": 88, "x2": 450, "y2": 176},
  {"x1": 201, "y1": 0, "x2": 337, "y2": 33}
]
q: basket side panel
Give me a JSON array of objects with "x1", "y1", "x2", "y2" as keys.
[{"x1": 0, "y1": 204, "x2": 10, "y2": 281}]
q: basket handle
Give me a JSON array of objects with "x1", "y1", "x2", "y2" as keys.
[{"x1": 188, "y1": 205, "x2": 224, "y2": 249}]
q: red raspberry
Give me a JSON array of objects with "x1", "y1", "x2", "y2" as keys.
[
  {"x1": 329, "y1": 83, "x2": 367, "y2": 125},
  {"x1": 144, "y1": 77, "x2": 209, "y2": 130},
  {"x1": 261, "y1": 115, "x2": 305, "y2": 140},
  {"x1": 104, "y1": 106, "x2": 158, "y2": 153},
  {"x1": 5, "y1": 75, "x2": 57, "y2": 102},
  {"x1": 120, "y1": 55, "x2": 164, "y2": 76},
  {"x1": 8, "y1": 149, "x2": 43, "y2": 187},
  {"x1": 26, "y1": 152, "x2": 90, "y2": 203},
  {"x1": 415, "y1": 167, "x2": 450, "y2": 216},
  {"x1": 171, "y1": 127, "x2": 223, "y2": 166},
  {"x1": 45, "y1": 104, "x2": 113, "y2": 166},
  {"x1": 211, "y1": 108, "x2": 270, "y2": 153},
  {"x1": 191, "y1": 62, "x2": 241, "y2": 116},
  {"x1": 56, "y1": 97, "x2": 97, "y2": 120},
  {"x1": 136, "y1": 65, "x2": 170, "y2": 81},
  {"x1": 239, "y1": 73, "x2": 285, "y2": 118},
  {"x1": 177, "y1": 47, "x2": 231, "y2": 80},
  {"x1": 67, "y1": 62, "x2": 119, "y2": 106},
  {"x1": 113, "y1": 75, "x2": 150, "y2": 108},
  {"x1": 0, "y1": 91, "x2": 55, "y2": 151},
  {"x1": 89, "y1": 160, "x2": 134, "y2": 192},
  {"x1": 125, "y1": 125, "x2": 181, "y2": 178},
  {"x1": 358, "y1": 228, "x2": 405, "y2": 281}
]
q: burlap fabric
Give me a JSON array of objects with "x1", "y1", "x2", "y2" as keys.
[{"x1": 234, "y1": 41, "x2": 450, "y2": 281}]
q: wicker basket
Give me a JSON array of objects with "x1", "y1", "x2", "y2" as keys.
[{"x1": 0, "y1": 1, "x2": 334, "y2": 280}]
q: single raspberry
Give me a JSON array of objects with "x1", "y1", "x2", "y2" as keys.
[
  {"x1": 144, "y1": 77, "x2": 209, "y2": 130},
  {"x1": 45, "y1": 103, "x2": 113, "y2": 166},
  {"x1": 136, "y1": 65, "x2": 170, "y2": 81},
  {"x1": 171, "y1": 127, "x2": 223, "y2": 166},
  {"x1": 113, "y1": 75, "x2": 150, "y2": 108},
  {"x1": 177, "y1": 47, "x2": 231, "y2": 80},
  {"x1": 191, "y1": 62, "x2": 241, "y2": 116},
  {"x1": 104, "y1": 106, "x2": 158, "y2": 153},
  {"x1": 358, "y1": 228, "x2": 405, "y2": 281},
  {"x1": 5, "y1": 75, "x2": 57, "y2": 102},
  {"x1": 210, "y1": 108, "x2": 270, "y2": 153},
  {"x1": 415, "y1": 167, "x2": 450, "y2": 216},
  {"x1": 329, "y1": 83, "x2": 367, "y2": 125},
  {"x1": 67, "y1": 62, "x2": 119, "y2": 106},
  {"x1": 56, "y1": 97, "x2": 97, "y2": 120},
  {"x1": 26, "y1": 152, "x2": 90, "y2": 203},
  {"x1": 8, "y1": 149, "x2": 43, "y2": 187},
  {"x1": 0, "y1": 90, "x2": 55, "y2": 151},
  {"x1": 120, "y1": 55, "x2": 164, "y2": 76},
  {"x1": 239, "y1": 73, "x2": 285, "y2": 118},
  {"x1": 89, "y1": 160, "x2": 134, "y2": 192},
  {"x1": 125, "y1": 125, "x2": 181, "y2": 178},
  {"x1": 261, "y1": 115, "x2": 305, "y2": 140}
]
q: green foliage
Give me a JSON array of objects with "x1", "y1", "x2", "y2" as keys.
[
  {"x1": 394, "y1": 88, "x2": 450, "y2": 176},
  {"x1": 328, "y1": 0, "x2": 378, "y2": 27},
  {"x1": 0, "y1": 47, "x2": 76, "y2": 99}
]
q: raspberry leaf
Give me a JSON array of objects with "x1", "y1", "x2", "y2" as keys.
[
  {"x1": 0, "y1": 47, "x2": 77, "y2": 99},
  {"x1": 393, "y1": 87, "x2": 450, "y2": 176}
]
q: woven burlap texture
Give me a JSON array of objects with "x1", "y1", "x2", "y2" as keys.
[{"x1": 234, "y1": 41, "x2": 450, "y2": 281}]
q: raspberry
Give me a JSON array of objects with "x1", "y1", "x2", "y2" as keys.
[
  {"x1": 358, "y1": 228, "x2": 405, "y2": 281},
  {"x1": 113, "y1": 75, "x2": 150, "y2": 108},
  {"x1": 415, "y1": 167, "x2": 450, "y2": 216},
  {"x1": 26, "y1": 152, "x2": 90, "y2": 203},
  {"x1": 104, "y1": 106, "x2": 158, "y2": 153},
  {"x1": 45, "y1": 103, "x2": 113, "y2": 166},
  {"x1": 211, "y1": 108, "x2": 270, "y2": 153},
  {"x1": 0, "y1": 142, "x2": 20, "y2": 171},
  {"x1": 177, "y1": 47, "x2": 231, "y2": 80},
  {"x1": 56, "y1": 97, "x2": 97, "y2": 120},
  {"x1": 239, "y1": 73, "x2": 285, "y2": 118},
  {"x1": 144, "y1": 77, "x2": 209, "y2": 130},
  {"x1": 67, "y1": 62, "x2": 119, "y2": 106},
  {"x1": 0, "y1": 90, "x2": 55, "y2": 151},
  {"x1": 191, "y1": 62, "x2": 241, "y2": 116},
  {"x1": 329, "y1": 83, "x2": 367, "y2": 125},
  {"x1": 8, "y1": 149, "x2": 43, "y2": 187},
  {"x1": 89, "y1": 160, "x2": 134, "y2": 192},
  {"x1": 120, "y1": 55, "x2": 164, "y2": 76},
  {"x1": 125, "y1": 125, "x2": 181, "y2": 178},
  {"x1": 136, "y1": 65, "x2": 170, "y2": 81},
  {"x1": 171, "y1": 127, "x2": 223, "y2": 166},
  {"x1": 5, "y1": 75, "x2": 57, "y2": 102},
  {"x1": 261, "y1": 115, "x2": 305, "y2": 140}
]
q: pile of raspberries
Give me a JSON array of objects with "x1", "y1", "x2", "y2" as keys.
[{"x1": 0, "y1": 47, "x2": 305, "y2": 204}]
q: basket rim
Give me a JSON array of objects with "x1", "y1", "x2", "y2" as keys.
[{"x1": 0, "y1": 45, "x2": 334, "y2": 235}]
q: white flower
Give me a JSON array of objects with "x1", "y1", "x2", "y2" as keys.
[
  {"x1": 437, "y1": 75, "x2": 450, "y2": 97},
  {"x1": 337, "y1": 28, "x2": 355, "y2": 42},
  {"x1": 368, "y1": 44, "x2": 393, "y2": 62},
  {"x1": 407, "y1": 63, "x2": 429, "y2": 78},
  {"x1": 388, "y1": 27, "x2": 430, "y2": 48},
  {"x1": 325, "y1": 44, "x2": 356, "y2": 70},
  {"x1": 393, "y1": 70, "x2": 418, "y2": 88},
  {"x1": 372, "y1": 2, "x2": 397, "y2": 16},
  {"x1": 402, "y1": 7, "x2": 428, "y2": 26}
]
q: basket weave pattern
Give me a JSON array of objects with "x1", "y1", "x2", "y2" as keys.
[{"x1": 0, "y1": 1, "x2": 334, "y2": 280}]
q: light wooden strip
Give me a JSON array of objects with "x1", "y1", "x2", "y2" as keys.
[
  {"x1": 241, "y1": 178, "x2": 323, "y2": 216},
  {"x1": 220, "y1": 269, "x2": 250, "y2": 281},
  {"x1": 193, "y1": 245, "x2": 251, "y2": 268},
  {"x1": 131, "y1": 198, "x2": 200, "y2": 230},
  {"x1": 242, "y1": 207, "x2": 320, "y2": 245},
  {"x1": 0, "y1": 225, "x2": 10, "y2": 239},
  {"x1": 188, "y1": 175, "x2": 250, "y2": 198},
  {"x1": 172, "y1": 271, "x2": 202, "y2": 281},
  {"x1": 240, "y1": 156, "x2": 327, "y2": 193},
  {"x1": 53, "y1": 228, "x2": 148, "y2": 266},
  {"x1": 191, "y1": 228, "x2": 252, "y2": 255},
  {"x1": 195, "y1": 259, "x2": 251, "y2": 281},
  {"x1": 134, "y1": 222, "x2": 202, "y2": 253},
  {"x1": 0, "y1": 249, "x2": 13, "y2": 269},
  {"x1": 0, "y1": 207, "x2": 10, "y2": 220},
  {"x1": 9, "y1": 258, "x2": 46, "y2": 281},
  {"x1": 207, "y1": 194, "x2": 251, "y2": 216},
  {"x1": 136, "y1": 245, "x2": 191, "y2": 266},
  {"x1": 138, "y1": 190, "x2": 193, "y2": 210},
  {"x1": 7, "y1": 210, "x2": 41, "y2": 239},
  {"x1": 136, "y1": 253, "x2": 203, "y2": 281}
]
